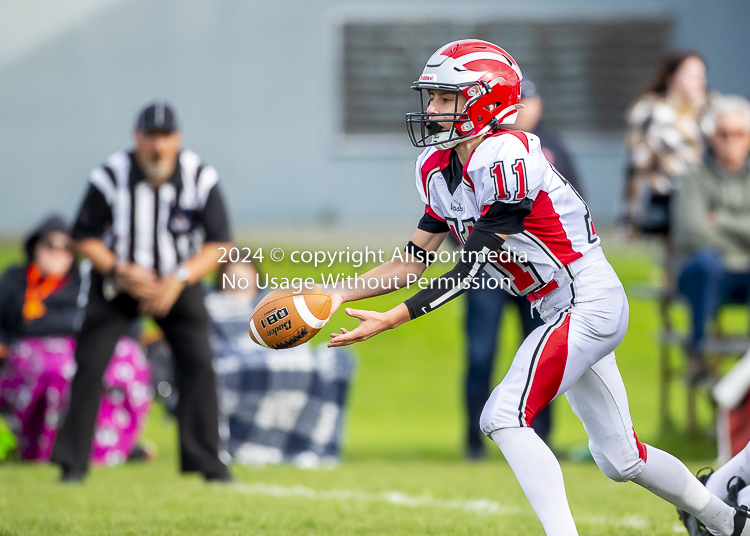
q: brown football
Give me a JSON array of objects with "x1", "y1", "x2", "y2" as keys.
[{"x1": 248, "y1": 287, "x2": 332, "y2": 349}]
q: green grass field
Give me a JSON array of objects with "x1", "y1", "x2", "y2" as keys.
[{"x1": 0, "y1": 235, "x2": 740, "y2": 535}]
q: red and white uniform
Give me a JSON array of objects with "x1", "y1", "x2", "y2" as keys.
[
  {"x1": 415, "y1": 129, "x2": 648, "y2": 482},
  {"x1": 416, "y1": 129, "x2": 598, "y2": 298}
]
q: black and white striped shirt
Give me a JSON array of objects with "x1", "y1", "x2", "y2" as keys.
[{"x1": 72, "y1": 149, "x2": 231, "y2": 276}]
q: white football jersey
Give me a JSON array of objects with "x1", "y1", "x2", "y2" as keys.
[{"x1": 415, "y1": 129, "x2": 600, "y2": 296}]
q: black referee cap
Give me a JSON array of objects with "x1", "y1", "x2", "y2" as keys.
[{"x1": 135, "y1": 101, "x2": 179, "y2": 133}]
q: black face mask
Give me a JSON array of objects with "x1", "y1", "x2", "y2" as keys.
[{"x1": 406, "y1": 86, "x2": 469, "y2": 149}]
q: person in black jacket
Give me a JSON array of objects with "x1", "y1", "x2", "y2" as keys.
[
  {"x1": 513, "y1": 79, "x2": 586, "y2": 198},
  {"x1": 0, "y1": 216, "x2": 80, "y2": 355},
  {"x1": 0, "y1": 216, "x2": 152, "y2": 462},
  {"x1": 462, "y1": 79, "x2": 585, "y2": 459}
]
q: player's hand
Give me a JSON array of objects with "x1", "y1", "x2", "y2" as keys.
[
  {"x1": 139, "y1": 275, "x2": 184, "y2": 318},
  {"x1": 328, "y1": 308, "x2": 390, "y2": 347},
  {"x1": 328, "y1": 304, "x2": 411, "y2": 347},
  {"x1": 328, "y1": 289, "x2": 345, "y2": 317},
  {"x1": 310, "y1": 284, "x2": 344, "y2": 317}
]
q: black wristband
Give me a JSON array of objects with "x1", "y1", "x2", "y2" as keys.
[
  {"x1": 403, "y1": 230, "x2": 505, "y2": 319},
  {"x1": 404, "y1": 241, "x2": 431, "y2": 266},
  {"x1": 404, "y1": 300, "x2": 418, "y2": 320}
]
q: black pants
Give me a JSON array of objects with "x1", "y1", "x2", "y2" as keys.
[
  {"x1": 465, "y1": 275, "x2": 551, "y2": 452},
  {"x1": 51, "y1": 275, "x2": 227, "y2": 477}
]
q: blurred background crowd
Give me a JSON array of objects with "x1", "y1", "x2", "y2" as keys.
[{"x1": 1, "y1": 0, "x2": 750, "y2": 478}]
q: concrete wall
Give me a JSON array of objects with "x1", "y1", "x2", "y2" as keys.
[{"x1": 1, "y1": 0, "x2": 749, "y2": 234}]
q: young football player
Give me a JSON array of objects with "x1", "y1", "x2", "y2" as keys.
[
  {"x1": 327, "y1": 39, "x2": 749, "y2": 536},
  {"x1": 698, "y1": 442, "x2": 750, "y2": 517}
]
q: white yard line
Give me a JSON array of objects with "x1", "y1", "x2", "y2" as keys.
[
  {"x1": 224, "y1": 482, "x2": 520, "y2": 515},
  {"x1": 218, "y1": 482, "x2": 653, "y2": 529}
]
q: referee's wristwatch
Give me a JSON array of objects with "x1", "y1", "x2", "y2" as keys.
[
  {"x1": 103, "y1": 263, "x2": 123, "y2": 301},
  {"x1": 174, "y1": 264, "x2": 191, "y2": 285}
]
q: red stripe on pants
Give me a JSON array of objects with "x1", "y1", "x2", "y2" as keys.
[
  {"x1": 524, "y1": 314, "x2": 571, "y2": 427},
  {"x1": 632, "y1": 428, "x2": 648, "y2": 462}
]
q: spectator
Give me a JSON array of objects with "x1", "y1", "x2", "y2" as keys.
[
  {"x1": 671, "y1": 95, "x2": 750, "y2": 383},
  {"x1": 51, "y1": 102, "x2": 233, "y2": 482},
  {"x1": 624, "y1": 51, "x2": 708, "y2": 236},
  {"x1": 0, "y1": 215, "x2": 151, "y2": 463},
  {"x1": 213, "y1": 259, "x2": 263, "y2": 305},
  {"x1": 513, "y1": 79, "x2": 586, "y2": 197},
  {"x1": 462, "y1": 79, "x2": 584, "y2": 459}
]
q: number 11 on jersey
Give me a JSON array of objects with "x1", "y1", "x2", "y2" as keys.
[{"x1": 491, "y1": 159, "x2": 528, "y2": 201}]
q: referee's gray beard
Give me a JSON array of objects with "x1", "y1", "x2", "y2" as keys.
[{"x1": 143, "y1": 159, "x2": 176, "y2": 185}]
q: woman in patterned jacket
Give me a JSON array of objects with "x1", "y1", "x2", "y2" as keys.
[{"x1": 625, "y1": 51, "x2": 709, "y2": 237}]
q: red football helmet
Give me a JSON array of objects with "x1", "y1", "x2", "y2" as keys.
[{"x1": 406, "y1": 39, "x2": 523, "y2": 150}]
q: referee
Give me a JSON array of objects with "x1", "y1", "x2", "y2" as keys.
[{"x1": 52, "y1": 102, "x2": 233, "y2": 482}]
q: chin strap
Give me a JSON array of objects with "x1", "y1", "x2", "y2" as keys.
[
  {"x1": 493, "y1": 104, "x2": 524, "y2": 126},
  {"x1": 431, "y1": 103, "x2": 524, "y2": 149},
  {"x1": 433, "y1": 125, "x2": 493, "y2": 150}
]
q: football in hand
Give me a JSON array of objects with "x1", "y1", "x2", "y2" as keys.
[{"x1": 248, "y1": 287, "x2": 332, "y2": 349}]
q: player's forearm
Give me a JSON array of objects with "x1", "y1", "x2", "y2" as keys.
[
  {"x1": 384, "y1": 303, "x2": 412, "y2": 329},
  {"x1": 180, "y1": 242, "x2": 232, "y2": 285},
  {"x1": 332, "y1": 230, "x2": 444, "y2": 305},
  {"x1": 334, "y1": 260, "x2": 427, "y2": 303},
  {"x1": 75, "y1": 238, "x2": 118, "y2": 275},
  {"x1": 404, "y1": 230, "x2": 506, "y2": 319}
]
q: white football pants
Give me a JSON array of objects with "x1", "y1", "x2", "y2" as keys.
[{"x1": 480, "y1": 247, "x2": 646, "y2": 482}]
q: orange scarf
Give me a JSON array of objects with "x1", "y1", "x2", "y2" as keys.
[{"x1": 22, "y1": 264, "x2": 64, "y2": 322}]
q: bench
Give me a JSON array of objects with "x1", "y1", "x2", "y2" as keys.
[{"x1": 630, "y1": 284, "x2": 750, "y2": 437}]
